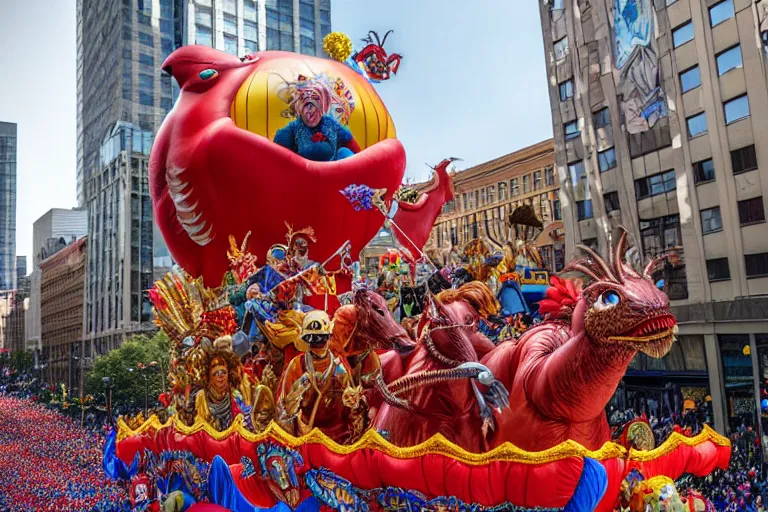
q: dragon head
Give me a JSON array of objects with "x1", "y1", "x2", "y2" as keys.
[{"x1": 564, "y1": 228, "x2": 677, "y2": 359}]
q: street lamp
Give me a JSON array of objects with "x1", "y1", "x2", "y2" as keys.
[{"x1": 102, "y1": 376, "x2": 114, "y2": 427}]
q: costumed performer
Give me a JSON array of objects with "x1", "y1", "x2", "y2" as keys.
[
  {"x1": 274, "y1": 74, "x2": 360, "y2": 161},
  {"x1": 276, "y1": 310, "x2": 364, "y2": 442}
]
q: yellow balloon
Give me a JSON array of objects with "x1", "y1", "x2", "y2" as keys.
[{"x1": 230, "y1": 53, "x2": 396, "y2": 150}]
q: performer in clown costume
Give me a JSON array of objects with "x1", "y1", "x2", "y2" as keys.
[{"x1": 274, "y1": 74, "x2": 360, "y2": 161}]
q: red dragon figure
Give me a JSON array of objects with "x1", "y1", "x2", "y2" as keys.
[
  {"x1": 481, "y1": 228, "x2": 678, "y2": 452},
  {"x1": 353, "y1": 30, "x2": 403, "y2": 82},
  {"x1": 374, "y1": 288, "x2": 510, "y2": 452}
]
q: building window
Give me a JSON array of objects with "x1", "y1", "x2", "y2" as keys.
[
  {"x1": 731, "y1": 145, "x2": 758, "y2": 174},
  {"x1": 559, "y1": 79, "x2": 573, "y2": 101},
  {"x1": 480, "y1": 188, "x2": 486, "y2": 205},
  {"x1": 224, "y1": 13, "x2": 238, "y2": 35},
  {"x1": 577, "y1": 199, "x2": 593, "y2": 220},
  {"x1": 593, "y1": 107, "x2": 610, "y2": 129},
  {"x1": 693, "y1": 158, "x2": 715, "y2": 184},
  {"x1": 604, "y1": 191, "x2": 620, "y2": 213},
  {"x1": 139, "y1": 53, "x2": 154, "y2": 67},
  {"x1": 746, "y1": 253, "x2": 768, "y2": 278},
  {"x1": 564, "y1": 120, "x2": 580, "y2": 141},
  {"x1": 716, "y1": 45, "x2": 742, "y2": 76},
  {"x1": 552, "y1": 0, "x2": 564, "y2": 9},
  {"x1": 706, "y1": 258, "x2": 730, "y2": 281},
  {"x1": 672, "y1": 21, "x2": 694, "y2": 48},
  {"x1": 554, "y1": 37, "x2": 568, "y2": 60},
  {"x1": 533, "y1": 171, "x2": 542, "y2": 190},
  {"x1": 686, "y1": 112, "x2": 708, "y2": 138},
  {"x1": 582, "y1": 238, "x2": 598, "y2": 250},
  {"x1": 462, "y1": 193, "x2": 468, "y2": 210},
  {"x1": 700, "y1": 207, "x2": 723, "y2": 234},
  {"x1": 724, "y1": 95, "x2": 750, "y2": 124},
  {"x1": 196, "y1": 25, "x2": 212, "y2": 46},
  {"x1": 244, "y1": 0, "x2": 257, "y2": 20},
  {"x1": 545, "y1": 167, "x2": 555, "y2": 186},
  {"x1": 640, "y1": 214, "x2": 681, "y2": 256},
  {"x1": 598, "y1": 147, "x2": 617, "y2": 172},
  {"x1": 224, "y1": 34, "x2": 238, "y2": 55},
  {"x1": 523, "y1": 175, "x2": 531, "y2": 193},
  {"x1": 709, "y1": 0, "x2": 734, "y2": 27},
  {"x1": 635, "y1": 170, "x2": 676, "y2": 200},
  {"x1": 498, "y1": 182, "x2": 507, "y2": 201},
  {"x1": 553, "y1": 198, "x2": 562, "y2": 220},
  {"x1": 195, "y1": 6, "x2": 212, "y2": 26},
  {"x1": 223, "y1": 0, "x2": 237, "y2": 14},
  {"x1": 511, "y1": 178, "x2": 519, "y2": 197},
  {"x1": 138, "y1": 32, "x2": 154, "y2": 47},
  {"x1": 680, "y1": 66, "x2": 701, "y2": 93},
  {"x1": 488, "y1": 186, "x2": 496, "y2": 203},
  {"x1": 738, "y1": 197, "x2": 766, "y2": 225},
  {"x1": 568, "y1": 160, "x2": 585, "y2": 186},
  {"x1": 245, "y1": 39, "x2": 257, "y2": 53}
]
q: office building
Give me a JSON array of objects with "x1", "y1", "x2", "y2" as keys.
[
  {"x1": 418, "y1": 140, "x2": 564, "y2": 272},
  {"x1": 0, "y1": 122, "x2": 17, "y2": 291},
  {"x1": 84, "y1": 122, "x2": 157, "y2": 356},
  {"x1": 539, "y1": 0, "x2": 768, "y2": 434},
  {"x1": 76, "y1": 0, "x2": 183, "y2": 207},
  {"x1": 40, "y1": 238, "x2": 87, "y2": 389},
  {"x1": 25, "y1": 208, "x2": 88, "y2": 355},
  {"x1": 184, "y1": 0, "x2": 331, "y2": 56}
]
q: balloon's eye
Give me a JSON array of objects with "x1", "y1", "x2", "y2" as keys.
[
  {"x1": 199, "y1": 69, "x2": 218, "y2": 80},
  {"x1": 656, "y1": 279, "x2": 665, "y2": 290},
  {"x1": 594, "y1": 291, "x2": 621, "y2": 311}
]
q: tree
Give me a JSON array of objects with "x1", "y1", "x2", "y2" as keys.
[
  {"x1": 85, "y1": 331, "x2": 170, "y2": 413},
  {"x1": 7, "y1": 350, "x2": 34, "y2": 374}
]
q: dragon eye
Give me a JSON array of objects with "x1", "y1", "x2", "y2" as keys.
[
  {"x1": 199, "y1": 69, "x2": 218, "y2": 80},
  {"x1": 594, "y1": 291, "x2": 621, "y2": 311},
  {"x1": 655, "y1": 279, "x2": 665, "y2": 290}
]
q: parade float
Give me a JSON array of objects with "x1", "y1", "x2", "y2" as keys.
[{"x1": 105, "y1": 40, "x2": 731, "y2": 512}]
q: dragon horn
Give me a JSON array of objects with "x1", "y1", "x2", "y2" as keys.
[
  {"x1": 562, "y1": 261, "x2": 602, "y2": 282},
  {"x1": 575, "y1": 244, "x2": 617, "y2": 282},
  {"x1": 611, "y1": 229, "x2": 628, "y2": 284},
  {"x1": 644, "y1": 253, "x2": 669, "y2": 277}
]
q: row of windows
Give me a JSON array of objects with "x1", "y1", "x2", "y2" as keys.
[
  {"x1": 707, "y1": 253, "x2": 768, "y2": 281},
  {"x1": 693, "y1": 145, "x2": 758, "y2": 184},
  {"x1": 457, "y1": 168, "x2": 556, "y2": 212},
  {"x1": 679, "y1": 44, "x2": 742, "y2": 102},
  {"x1": 686, "y1": 93, "x2": 750, "y2": 138},
  {"x1": 671, "y1": 0, "x2": 735, "y2": 50},
  {"x1": 699, "y1": 197, "x2": 766, "y2": 236}
]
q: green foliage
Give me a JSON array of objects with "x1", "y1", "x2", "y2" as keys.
[
  {"x1": 3, "y1": 350, "x2": 34, "y2": 373},
  {"x1": 85, "y1": 331, "x2": 170, "y2": 411}
]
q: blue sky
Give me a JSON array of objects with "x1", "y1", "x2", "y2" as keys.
[{"x1": 0, "y1": 0, "x2": 552, "y2": 264}]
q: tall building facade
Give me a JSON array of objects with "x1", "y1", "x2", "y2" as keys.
[
  {"x1": 40, "y1": 238, "x2": 87, "y2": 390},
  {"x1": 420, "y1": 140, "x2": 564, "y2": 272},
  {"x1": 539, "y1": 0, "x2": 768, "y2": 434},
  {"x1": 25, "y1": 208, "x2": 88, "y2": 355},
  {"x1": 184, "y1": 0, "x2": 331, "y2": 56},
  {"x1": 84, "y1": 122, "x2": 157, "y2": 356},
  {"x1": 0, "y1": 122, "x2": 17, "y2": 291},
  {"x1": 77, "y1": 0, "x2": 183, "y2": 207}
]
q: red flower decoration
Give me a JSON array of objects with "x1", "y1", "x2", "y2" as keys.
[{"x1": 311, "y1": 132, "x2": 326, "y2": 142}]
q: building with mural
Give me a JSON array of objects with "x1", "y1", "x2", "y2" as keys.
[{"x1": 539, "y1": 0, "x2": 768, "y2": 434}]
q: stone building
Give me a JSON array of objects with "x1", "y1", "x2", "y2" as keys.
[
  {"x1": 539, "y1": 0, "x2": 768, "y2": 433},
  {"x1": 420, "y1": 139, "x2": 564, "y2": 272},
  {"x1": 40, "y1": 238, "x2": 87, "y2": 389}
]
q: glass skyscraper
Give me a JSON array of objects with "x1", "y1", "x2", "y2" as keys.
[
  {"x1": 184, "y1": 0, "x2": 331, "y2": 57},
  {"x1": 0, "y1": 122, "x2": 16, "y2": 291}
]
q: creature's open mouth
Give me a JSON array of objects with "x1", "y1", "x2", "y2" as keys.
[{"x1": 609, "y1": 314, "x2": 678, "y2": 358}]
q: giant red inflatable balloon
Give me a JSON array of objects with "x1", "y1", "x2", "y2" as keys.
[{"x1": 150, "y1": 46, "x2": 406, "y2": 287}]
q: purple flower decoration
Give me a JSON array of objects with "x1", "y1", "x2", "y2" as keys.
[{"x1": 341, "y1": 184, "x2": 380, "y2": 212}]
